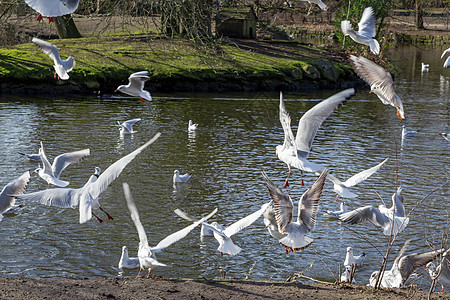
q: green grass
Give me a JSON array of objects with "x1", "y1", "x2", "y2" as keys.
[{"x1": 0, "y1": 35, "x2": 353, "y2": 89}]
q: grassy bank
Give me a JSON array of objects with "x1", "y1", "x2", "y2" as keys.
[{"x1": 0, "y1": 35, "x2": 356, "y2": 94}]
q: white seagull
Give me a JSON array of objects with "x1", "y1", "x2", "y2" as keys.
[
  {"x1": 300, "y1": 0, "x2": 328, "y2": 16},
  {"x1": 122, "y1": 183, "x2": 217, "y2": 277},
  {"x1": 421, "y1": 62, "x2": 430, "y2": 71},
  {"x1": 350, "y1": 55, "x2": 405, "y2": 120},
  {"x1": 173, "y1": 170, "x2": 191, "y2": 183},
  {"x1": 425, "y1": 248, "x2": 450, "y2": 293},
  {"x1": 118, "y1": 118, "x2": 141, "y2": 134},
  {"x1": 118, "y1": 246, "x2": 140, "y2": 269},
  {"x1": 369, "y1": 241, "x2": 444, "y2": 288},
  {"x1": 188, "y1": 120, "x2": 198, "y2": 131},
  {"x1": 0, "y1": 171, "x2": 31, "y2": 222},
  {"x1": 344, "y1": 246, "x2": 366, "y2": 267},
  {"x1": 442, "y1": 48, "x2": 450, "y2": 68},
  {"x1": 14, "y1": 133, "x2": 161, "y2": 224},
  {"x1": 32, "y1": 37, "x2": 75, "y2": 80},
  {"x1": 115, "y1": 71, "x2": 152, "y2": 102},
  {"x1": 341, "y1": 266, "x2": 356, "y2": 283},
  {"x1": 18, "y1": 152, "x2": 41, "y2": 162},
  {"x1": 341, "y1": 7, "x2": 380, "y2": 55},
  {"x1": 276, "y1": 88, "x2": 354, "y2": 187},
  {"x1": 35, "y1": 141, "x2": 90, "y2": 187},
  {"x1": 262, "y1": 169, "x2": 328, "y2": 253},
  {"x1": 339, "y1": 187, "x2": 409, "y2": 236},
  {"x1": 176, "y1": 203, "x2": 271, "y2": 256},
  {"x1": 25, "y1": 0, "x2": 79, "y2": 17},
  {"x1": 401, "y1": 125, "x2": 420, "y2": 138},
  {"x1": 327, "y1": 158, "x2": 389, "y2": 199}
]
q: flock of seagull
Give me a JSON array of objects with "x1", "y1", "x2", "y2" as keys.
[{"x1": 1, "y1": 0, "x2": 447, "y2": 293}]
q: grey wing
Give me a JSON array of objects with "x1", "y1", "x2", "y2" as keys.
[
  {"x1": 32, "y1": 38, "x2": 60, "y2": 62},
  {"x1": 61, "y1": 56, "x2": 75, "y2": 72},
  {"x1": 39, "y1": 142, "x2": 54, "y2": 176},
  {"x1": 343, "y1": 158, "x2": 389, "y2": 187},
  {"x1": 279, "y1": 92, "x2": 296, "y2": 151},
  {"x1": 399, "y1": 249, "x2": 444, "y2": 283},
  {"x1": 358, "y1": 7, "x2": 376, "y2": 38},
  {"x1": 298, "y1": 169, "x2": 327, "y2": 231},
  {"x1": 88, "y1": 133, "x2": 160, "y2": 199},
  {"x1": 441, "y1": 48, "x2": 450, "y2": 59},
  {"x1": 441, "y1": 249, "x2": 450, "y2": 278},
  {"x1": 261, "y1": 171, "x2": 293, "y2": 234},
  {"x1": 52, "y1": 148, "x2": 90, "y2": 179},
  {"x1": 339, "y1": 205, "x2": 389, "y2": 227},
  {"x1": 123, "y1": 118, "x2": 141, "y2": 132},
  {"x1": 122, "y1": 183, "x2": 149, "y2": 248},
  {"x1": 295, "y1": 88, "x2": 355, "y2": 153},
  {"x1": 128, "y1": 71, "x2": 150, "y2": 91},
  {"x1": 224, "y1": 202, "x2": 272, "y2": 237},
  {"x1": 392, "y1": 186, "x2": 405, "y2": 217},
  {"x1": 152, "y1": 208, "x2": 218, "y2": 251},
  {"x1": 14, "y1": 188, "x2": 79, "y2": 208},
  {"x1": 349, "y1": 56, "x2": 396, "y2": 101},
  {"x1": 174, "y1": 208, "x2": 198, "y2": 222},
  {"x1": 0, "y1": 171, "x2": 31, "y2": 212}
]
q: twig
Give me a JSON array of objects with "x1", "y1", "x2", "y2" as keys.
[
  {"x1": 296, "y1": 274, "x2": 334, "y2": 285},
  {"x1": 311, "y1": 245, "x2": 337, "y2": 282}
]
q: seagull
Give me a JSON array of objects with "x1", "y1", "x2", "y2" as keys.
[
  {"x1": 32, "y1": 37, "x2": 75, "y2": 80},
  {"x1": 339, "y1": 187, "x2": 409, "y2": 236},
  {"x1": 0, "y1": 171, "x2": 31, "y2": 222},
  {"x1": 421, "y1": 63, "x2": 430, "y2": 71},
  {"x1": 324, "y1": 200, "x2": 347, "y2": 218},
  {"x1": 341, "y1": 7, "x2": 380, "y2": 55},
  {"x1": 35, "y1": 141, "x2": 90, "y2": 187},
  {"x1": 115, "y1": 71, "x2": 152, "y2": 102},
  {"x1": 326, "y1": 158, "x2": 389, "y2": 199},
  {"x1": 18, "y1": 152, "x2": 41, "y2": 162},
  {"x1": 262, "y1": 169, "x2": 328, "y2": 253},
  {"x1": 300, "y1": 0, "x2": 328, "y2": 16},
  {"x1": 425, "y1": 248, "x2": 450, "y2": 293},
  {"x1": 122, "y1": 183, "x2": 217, "y2": 277},
  {"x1": 173, "y1": 170, "x2": 191, "y2": 183},
  {"x1": 369, "y1": 241, "x2": 444, "y2": 288},
  {"x1": 349, "y1": 55, "x2": 405, "y2": 120},
  {"x1": 440, "y1": 132, "x2": 450, "y2": 141},
  {"x1": 341, "y1": 266, "x2": 356, "y2": 283},
  {"x1": 442, "y1": 48, "x2": 450, "y2": 68},
  {"x1": 118, "y1": 246, "x2": 140, "y2": 269},
  {"x1": 14, "y1": 133, "x2": 161, "y2": 224},
  {"x1": 24, "y1": 0, "x2": 79, "y2": 17},
  {"x1": 276, "y1": 88, "x2": 354, "y2": 187},
  {"x1": 188, "y1": 120, "x2": 198, "y2": 131},
  {"x1": 344, "y1": 247, "x2": 366, "y2": 267},
  {"x1": 118, "y1": 118, "x2": 141, "y2": 134},
  {"x1": 401, "y1": 125, "x2": 420, "y2": 138}
]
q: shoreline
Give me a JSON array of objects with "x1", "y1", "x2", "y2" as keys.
[{"x1": 0, "y1": 276, "x2": 442, "y2": 299}]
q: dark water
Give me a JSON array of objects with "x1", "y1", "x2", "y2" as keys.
[{"x1": 0, "y1": 45, "x2": 448, "y2": 288}]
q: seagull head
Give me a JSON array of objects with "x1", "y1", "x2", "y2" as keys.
[
  {"x1": 115, "y1": 85, "x2": 126, "y2": 93},
  {"x1": 93, "y1": 167, "x2": 101, "y2": 176},
  {"x1": 173, "y1": 170, "x2": 179, "y2": 175},
  {"x1": 122, "y1": 246, "x2": 128, "y2": 253}
]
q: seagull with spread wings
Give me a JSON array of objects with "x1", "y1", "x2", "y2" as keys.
[
  {"x1": 0, "y1": 171, "x2": 31, "y2": 222},
  {"x1": 32, "y1": 37, "x2": 75, "y2": 80},
  {"x1": 115, "y1": 71, "x2": 152, "y2": 102},
  {"x1": 118, "y1": 118, "x2": 141, "y2": 134},
  {"x1": 14, "y1": 133, "x2": 160, "y2": 224},
  {"x1": 276, "y1": 88, "x2": 354, "y2": 187},
  {"x1": 341, "y1": 7, "x2": 380, "y2": 55},
  {"x1": 350, "y1": 55, "x2": 405, "y2": 120},
  {"x1": 262, "y1": 169, "x2": 328, "y2": 253}
]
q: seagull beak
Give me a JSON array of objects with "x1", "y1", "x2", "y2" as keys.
[
  {"x1": 425, "y1": 266, "x2": 429, "y2": 270},
  {"x1": 369, "y1": 90, "x2": 373, "y2": 93},
  {"x1": 396, "y1": 108, "x2": 403, "y2": 120},
  {"x1": 114, "y1": 89, "x2": 118, "y2": 92}
]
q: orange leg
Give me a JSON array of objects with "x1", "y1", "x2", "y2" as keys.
[
  {"x1": 100, "y1": 207, "x2": 113, "y2": 220},
  {"x1": 92, "y1": 212, "x2": 103, "y2": 223},
  {"x1": 283, "y1": 168, "x2": 291, "y2": 188}
]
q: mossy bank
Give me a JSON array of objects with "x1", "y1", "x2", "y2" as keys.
[{"x1": 0, "y1": 36, "x2": 357, "y2": 95}]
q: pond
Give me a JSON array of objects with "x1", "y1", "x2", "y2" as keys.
[{"x1": 0, "y1": 45, "x2": 448, "y2": 289}]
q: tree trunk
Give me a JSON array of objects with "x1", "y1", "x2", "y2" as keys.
[
  {"x1": 415, "y1": 0, "x2": 424, "y2": 29},
  {"x1": 54, "y1": 15, "x2": 82, "y2": 39}
]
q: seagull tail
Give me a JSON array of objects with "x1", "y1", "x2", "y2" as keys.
[{"x1": 369, "y1": 39, "x2": 380, "y2": 55}]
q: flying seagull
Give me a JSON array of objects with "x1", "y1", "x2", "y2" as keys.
[
  {"x1": 115, "y1": 71, "x2": 152, "y2": 102},
  {"x1": 35, "y1": 141, "x2": 90, "y2": 187},
  {"x1": 341, "y1": 7, "x2": 380, "y2": 55},
  {"x1": 122, "y1": 182, "x2": 217, "y2": 277},
  {"x1": 32, "y1": 37, "x2": 75, "y2": 80},
  {"x1": 117, "y1": 118, "x2": 141, "y2": 134},
  {"x1": 0, "y1": 171, "x2": 31, "y2": 222},
  {"x1": 349, "y1": 55, "x2": 405, "y2": 120},
  {"x1": 262, "y1": 169, "x2": 328, "y2": 253},
  {"x1": 14, "y1": 133, "x2": 161, "y2": 224},
  {"x1": 276, "y1": 88, "x2": 354, "y2": 187}
]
